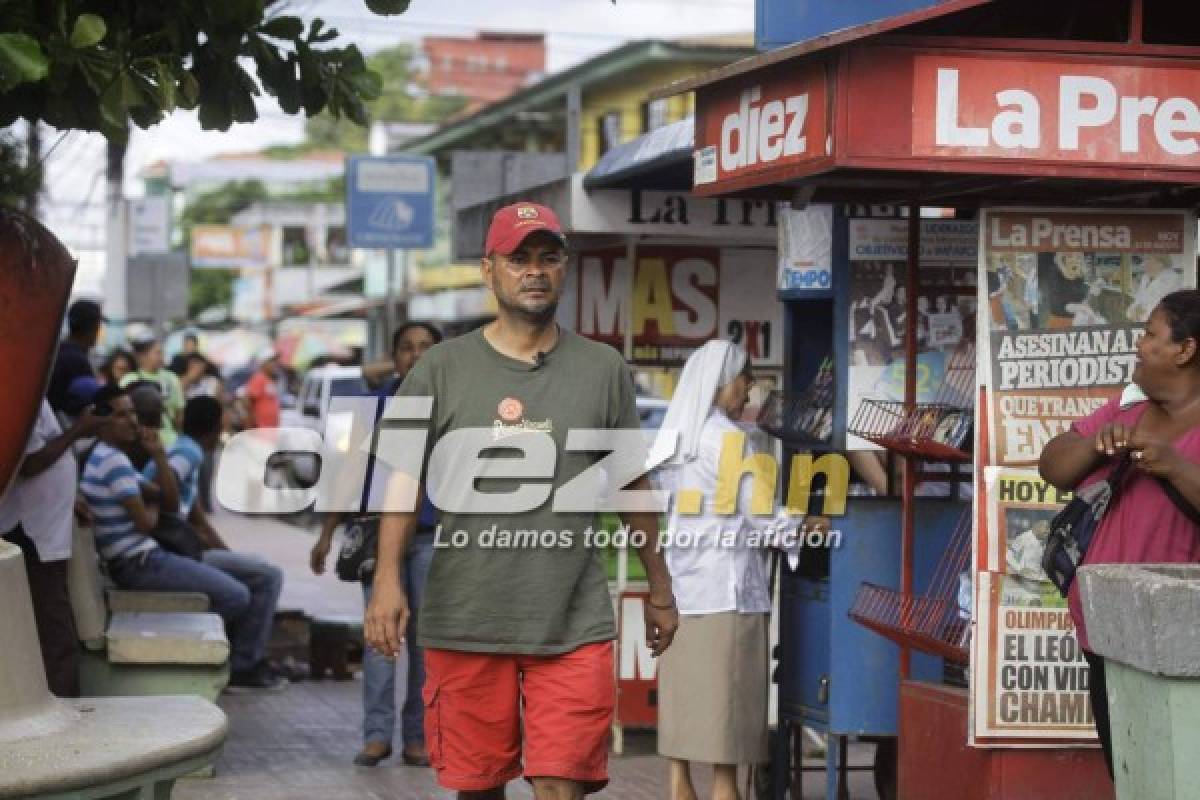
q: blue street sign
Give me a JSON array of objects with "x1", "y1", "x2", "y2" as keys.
[{"x1": 346, "y1": 155, "x2": 435, "y2": 249}]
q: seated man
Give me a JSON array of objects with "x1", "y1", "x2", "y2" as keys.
[{"x1": 80, "y1": 385, "x2": 285, "y2": 690}]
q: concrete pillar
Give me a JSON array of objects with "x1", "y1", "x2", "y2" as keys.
[
  {"x1": 1080, "y1": 563, "x2": 1200, "y2": 798},
  {"x1": 0, "y1": 541, "x2": 79, "y2": 743}
]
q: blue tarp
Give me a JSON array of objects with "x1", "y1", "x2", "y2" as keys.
[{"x1": 756, "y1": 0, "x2": 974, "y2": 51}]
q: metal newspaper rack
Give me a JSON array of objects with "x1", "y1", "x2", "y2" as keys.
[
  {"x1": 848, "y1": 507, "x2": 972, "y2": 664},
  {"x1": 757, "y1": 355, "x2": 835, "y2": 448},
  {"x1": 847, "y1": 341, "x2": 976, "y2": 463}
]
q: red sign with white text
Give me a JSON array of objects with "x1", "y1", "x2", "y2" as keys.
[
  {"x1": 913, "y1": 54, "x2": 1200, "y2": 168},
  {"x1": 694, "y1": 60, "x2": 830, "y2": 193}
]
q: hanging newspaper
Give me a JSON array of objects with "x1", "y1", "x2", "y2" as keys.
[
  {"x1": 984, "y1": 210, "x2": 1193, "y2": 467},
  {"x1": 972, "y1": 208, "x2": 1196, "y2": 746},
  {"x1": 973, "y1": 469, "x2": 1094, "y2": 741},
  {"x1": 846, "y1": 217, "x2": 979, "y2": 449}
]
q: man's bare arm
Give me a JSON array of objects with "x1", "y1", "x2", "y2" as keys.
[
  {"x1": 364, "y1": 471, "x2": 422, "y2": 658},
  {"x1": 620, "y1": 476, "x2": 677, "y2": 657}
]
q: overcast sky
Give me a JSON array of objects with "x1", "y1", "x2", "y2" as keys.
[{"x1": 41, "y1": 0, "x2": 754, "y2": 291}]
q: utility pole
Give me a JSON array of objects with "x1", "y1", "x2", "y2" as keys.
[
  {"x1": 23, "y1": 121, "x2": 41, "y2": 218},
  {"x1": 104, "y1": 138, "x2": 129, "y2": 326}
]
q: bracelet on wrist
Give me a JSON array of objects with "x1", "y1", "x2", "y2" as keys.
[{"x1": 648, "y1": 596, "x2": 676, "y2": 610}]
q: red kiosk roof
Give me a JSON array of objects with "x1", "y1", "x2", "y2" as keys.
[{"x1": 679, "y1": 0, "x2": 1200, "y2": 207}]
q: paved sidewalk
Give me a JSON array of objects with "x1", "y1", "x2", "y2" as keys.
[
  {"x1": 173, "y1": 679, "x2": 880, "y2": 800},
  {"x1": 211, "y1": 506, "x2": 362, "y2": 619}
]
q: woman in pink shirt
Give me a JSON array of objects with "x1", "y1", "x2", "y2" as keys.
[{"x1": 1040, "y1": 289, "x2": 1200, "y2": 779}]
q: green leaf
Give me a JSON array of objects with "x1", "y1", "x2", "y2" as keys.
[
  {"x1": 307, "y1": 18, "x2": 337, "y2": 44},
  {"x1": 98, "y1": 80, "x2": 129, "y2": 140},
  {"x1": 365, "y1": 0, "x2": 411, "y2": 15},
  {"x1": 118, "y1": 70, "x2": 141, "y2": 107},
  {"x1": 198, "y1": 97, "x2": 233, "y2": 131},
  {"x1": 69, "y1": 14, "x2": 107, "y2": 49},
  {"x1": 178, "y1": 70, "x2": 200, "y2": 109},
  {"x1": 155, "y1": 62, "x2": 176, "y2": 111},
  {"x1": 344, "y1": 66, "x2": 382, "y2": 102},
  {"x1": 260, "y1": 15, "x2": 304, "y2": 40},
  {"x1": 0, "y1": 33, "x2": 49, "y2": 90}
]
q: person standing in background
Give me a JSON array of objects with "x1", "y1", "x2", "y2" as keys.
[
  {"x1": 48, "y1": 299, "x2": 103, "y2": 412},
  {"x1": 100, "y1": 348, "x2": 137, "y2": 388},
  {"x1": 650, "y1": 340, "x2": 818, "y2": 800},
  {"x1": 239, "y1": 348, "x2": 282, "y2": 430},
  {"x1": 0, "y1": 399, "x2": 109, "y2": 696},
  {"x1": 311, "y1": 320, "x2": 442, "y2": 767},
  {"x1": 168, "y1": 332, "x2": 201, "y2": 376},
  {"x1": 121, "y1": 333, "x2": 184, "y2": 446}
]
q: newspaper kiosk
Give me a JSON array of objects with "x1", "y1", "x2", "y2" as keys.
[{"x1": 665, "y1": 1, "x2": 1200, "y2": 797}]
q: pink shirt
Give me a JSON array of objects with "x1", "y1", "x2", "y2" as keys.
[{"x1": 1067, "y1": 395, "x2": 1200, "y2": 651}]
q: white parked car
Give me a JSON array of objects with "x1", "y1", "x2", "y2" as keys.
[{"x1": 276, "y1": 365, "x2": 367, "y2": 487}]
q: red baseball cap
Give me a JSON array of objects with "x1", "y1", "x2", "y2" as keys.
[{"x1": 484, "y1": 202, "x2": 567, "y2": 256}]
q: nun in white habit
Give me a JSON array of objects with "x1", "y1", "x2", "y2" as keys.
[{"x1": 651, "y1": 340, "x2": 800, "y2": 800}]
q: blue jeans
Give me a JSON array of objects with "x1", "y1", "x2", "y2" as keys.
[
  {"x1": 109, "y1": 547, "x2": 283, "y2": 673},
  {"x1": 362, "y1": 532, "x2": 434, "y2": 749},
  {"x1": 202, "y1": 549, "x2": 283, "y2": 673}
]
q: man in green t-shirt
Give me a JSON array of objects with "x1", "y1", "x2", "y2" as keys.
[
  {"x1": 367, "y1": 202, "x2": 678, "y2": 798},
  {"x1": 120, "y1": 333, "x2": 184, "y2": 447}
]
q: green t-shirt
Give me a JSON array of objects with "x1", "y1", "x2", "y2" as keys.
[
  {"x1": 120, "y1": 369, "x2": 184, "y2": 447},
  {"x1": 394, "y1": 327, "x2": 639, "y2": 655}
]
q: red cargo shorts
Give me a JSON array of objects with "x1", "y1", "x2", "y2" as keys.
[{"x1": 422, "y1": 641, "x2": 615, "y2": 792}]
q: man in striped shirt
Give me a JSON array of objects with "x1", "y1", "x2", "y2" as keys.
[
  {"x1": 80, "y1": 386, "x2": 284, "y2": 690},
  {"x1": 141, "y1": 394, "x2": 285, "y2": 691}
]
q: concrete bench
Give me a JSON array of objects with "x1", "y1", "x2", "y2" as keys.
[
  {"x1": 106, "y1": 589, "x2": 210, "y2": 614},
  {"x1": 68, "y1": 524, "x2": 231, "y2": 702},
  {"x1": 0, "y1": 540, "x2": 227, "y2": 799}
]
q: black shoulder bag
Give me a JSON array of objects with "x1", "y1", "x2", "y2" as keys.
[
  {"x1": 152, "y1": 513, "x2": 205, "y2": 561},
  {"x1": 1041, "y1": 456, "x2": 1133, "y2": 598},
  {"x1": 335, "y1": 515, "x2": 380, "y2": 583}
]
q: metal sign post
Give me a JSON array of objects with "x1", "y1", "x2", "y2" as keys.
[{"x1": 346, "y1": 155, "x2": 435, "y2": 350}]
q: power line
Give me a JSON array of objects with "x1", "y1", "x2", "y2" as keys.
[{"x1": 313, "y1": 16, "x2": 637, "y2": 42}]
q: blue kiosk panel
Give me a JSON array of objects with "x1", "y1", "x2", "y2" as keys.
[{"x1": 779, "y1": 499, "x2": 963, "y2": 735}]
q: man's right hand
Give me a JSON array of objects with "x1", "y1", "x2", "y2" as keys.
[{"x1": 364, "y1": 578, "x2": 410, "y2": 658}]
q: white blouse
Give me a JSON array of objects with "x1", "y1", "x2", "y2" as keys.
[{"x1": 661, "y1": 410, "x2": 796, "y2": 616}]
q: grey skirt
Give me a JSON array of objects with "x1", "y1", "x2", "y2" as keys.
[{"x1": 657, "y1": 611, "x2": 769, "y2": 765}]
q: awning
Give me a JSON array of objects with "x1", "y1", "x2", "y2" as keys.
[
  {"x1": 583, "y1": 119, "x2": 695, "y2": 191},
  {"x1": 670, "y1": 1, "x2": 1200, "y2": 207}
]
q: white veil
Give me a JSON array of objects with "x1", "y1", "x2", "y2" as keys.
[{"x1": 648, "y1": 340, "x2": 748, "y2": 485}]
